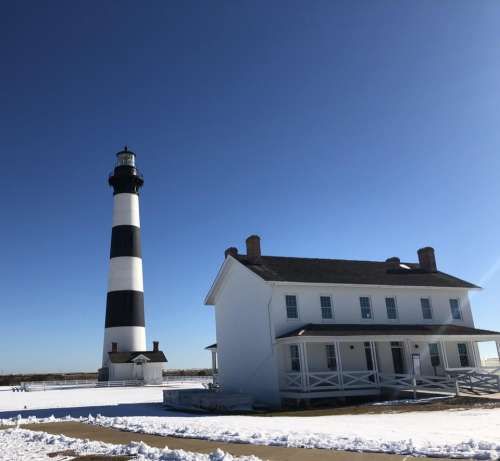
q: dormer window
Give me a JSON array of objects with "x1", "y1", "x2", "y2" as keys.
[{"x1": 360, "y1": 297, "x2": 372, "y2": 319}]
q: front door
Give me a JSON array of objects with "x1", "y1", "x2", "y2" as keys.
[
  {"x1": 134, "y1": 362, "x2": 144, "y2": 380},
  {"x1": 391, "y1": 342, "x2": 405, "y2": 374}
]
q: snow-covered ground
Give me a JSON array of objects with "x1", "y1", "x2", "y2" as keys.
[
  {"x1": 1, "y1": 385, "x2": 500, "y2": 459},
  {"x1": 0, "y1": 383, "x2": 197, "y2": 418},
  {"x1": 0, "y1": 428, "x2": 260, "y2": 460}
]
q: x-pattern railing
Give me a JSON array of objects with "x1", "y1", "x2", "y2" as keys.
[
  {"x1": 378, "y1": 373, "x2": 412, "y2": 388},
  {"x1": 342, "y1": 370, "x2": 378, "y2": 388},
  {"x1": 283, "y1": 369, "x2": 500, "y2": 394},
  {"x1": 285, "y1": 372, "x2": 303, "y2": 389},
  {"x1": 307, "y1": 371, "x2": 341, "y2": 389}
]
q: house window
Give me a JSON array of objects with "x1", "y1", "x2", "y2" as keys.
[
  {"x1": 325, "y1": 344, "x2": 337, "y2": 370},
  {"x1": 450, "y1": 299, "x2": 462, "y2": 320},
  {"x1": 385, "y1": 297, "x2": 398, "y2": 319},
  {"x1": 360, "y1": 297, "x2": 372, "y2": 319},
  {"x1": 429, "y1": 343, "x2": 441, "y2": 368},
  {"x1": 420, "y1": 298, "x2": 432, "y2": 319},
  {"x1": 457, "y1": 343, "x2": 470, "y2": 367},
  {"x1": 320, "y1": 296, "x2": 333, "y2": 319},
  {"x1": 290, "y1": 345, "x2": 301, "y2": 371},
  {"x1": 285, "y1": 295, "x2": 298, "y2": 319}
]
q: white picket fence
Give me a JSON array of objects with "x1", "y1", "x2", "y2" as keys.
[
  {"x1": 20, "y1": 379, "x2": 144, "y2": 392},
  {"x1": 163, "y1": 375, "x2": 213, "y2": 384}
]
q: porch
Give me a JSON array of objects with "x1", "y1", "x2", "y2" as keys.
[{"x1": 277, "y1": 324, "x2": 500, "y2": 398}]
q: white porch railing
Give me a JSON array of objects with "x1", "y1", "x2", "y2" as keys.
[
  {"x1": 282, "y1": 370, "x2": 377, "y2": 392},
  {"x1": 284, "y1": 372, "x2": 304, "y2": 390},
  {"x1": 307, "y1": 371, "x2": 341, "y2": 390},
  {"x1": 282, "y1": 369, "x2": 499, "y2": 394},
  {"x1": 341, "y1": 370, "x2": 378, "y2": 388}
]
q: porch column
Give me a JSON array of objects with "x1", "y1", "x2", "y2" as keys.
[
  {"x1": 404, "y1": 340, "x2": 413, "y2": 374},
  {"x1": 439, "y1": 341, "x2": 450, "y2": 370},
  {"x1": 369, "y1": 341, "x2": 380, "y2": 384},
  {"x1": 469, "y1": 341, "x2": 479, "y2": 368},
  {"x1": 211, "y1": 350, "x2": 217, "y2": 376},
  {"x1": 335, "y1": 341, "x2": 344, "y2": 390},
  {"x1": 497, "y1": 342, "x2": 500, "y2": 361},
  {"x1": 299, "y1": 342, "x2": 309, "y2": 392}
]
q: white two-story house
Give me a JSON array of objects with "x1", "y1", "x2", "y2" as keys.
[{"x1": 205, "y1": 235, "x2": 500, "y2": 406}]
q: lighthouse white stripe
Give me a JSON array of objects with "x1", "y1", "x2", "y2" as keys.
[
  {"x1": 107, "y1": 256, "x2": 144, "y2": 292},
  {"x1": 112, "y1": 193, "x2": 140, "y2": 227},
  {"x1": 102, "y1": 326, "x2": 146, "y2": 365}
]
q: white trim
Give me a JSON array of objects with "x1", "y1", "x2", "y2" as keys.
[
  {"x1": 204, "y1": 255, "x2": 274, "y2": 305},
  {"x1": 269, "y1": 281, "x2": 480, "y2": 291},
  {"x1": 277, "y1": 333, "x2": 500, "y2": 344},
  {"x1": 131, "y1": 354, "x2": 151, "y2": 363},
  {"x1": 204, "y1": 256, "x2": 233, "y2": 305}
]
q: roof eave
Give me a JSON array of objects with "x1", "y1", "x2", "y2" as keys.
[
  {"x1": 204, "y1": 256, "x2": 235, "y2": 305},
  {"x1": 267, "y1": 280, "x2": 479, "y2": 290}
]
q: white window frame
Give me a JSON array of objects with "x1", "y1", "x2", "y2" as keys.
[
  {"x1": 449, "y1": 298, "x2": 463, "y2": 321},
  {"x1": 320, "y1": 294, "x2": 334, "y2": 322},
  {"x1": 420, "y1": 297, "x2": 433, "y2": 321},
  {"x1": 359, "y1": 296, "x2": 374, "y2": 321},
  {"x1": 385, "y1": 296, "x2": 399, "y2": 321},
  {"x1": 284, "y1": 294, "x2": 299, "y2": 321}
]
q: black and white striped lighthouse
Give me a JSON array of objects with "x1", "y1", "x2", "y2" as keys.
[{"x1": 102, "y1": 147, "x2": 146, "y2": 367}]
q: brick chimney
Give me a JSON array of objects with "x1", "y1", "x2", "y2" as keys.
[
  {"x1": 417, "y1": 247, "x2": 437, "y2": 272},
  {"x1": 385, "y1": 257, "x2": 400, "y2": 270},
  {"x1": 224, "y1": 247, "x2": 238, "y2": 259},
  {"x1": 111, "y1": 342, "x2": 118, "y2": 353},
  {"x1": 246, "y1": 235, "x2": 261, "y2": 264},
  {"x1": 153, "y1": 341, "x2": 159, "y2": 352}
]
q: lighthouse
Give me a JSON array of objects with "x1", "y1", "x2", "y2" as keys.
[{"x1": 99, "y1": 147, "x2": 166, "y2": 383}]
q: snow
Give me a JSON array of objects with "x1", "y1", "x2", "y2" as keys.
[
  {"x1": 86, "y1": 409, "x2": 500, "y2": 459},
  {"x1": 0, "y1": 383, "x2": 201, "y2": 418},
  {"x1": 1, "y1": 386, "x2": 500, "y2": 459},
  {"x1": 0, "y1": 428, "x2": 261, "y2": 460}
]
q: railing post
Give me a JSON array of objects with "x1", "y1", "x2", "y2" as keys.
[
  {"x1": 335, "y1": 341, "x2": 344, "y2": 390},
  {"x1": 370, "y1": 341, "x2": 380, "y2": 385},
  {"x1": 439, "y1": 341, "x2": 450, "y2": 371},
  {"x1": 299, "y1": 342, "x2": 309, "y2": 392},
  {"x1": 469, "y1": 341, "x2": 479, "y2": 368},
  {"x1": 411, "y1": 374, "x2": 417, "y2": 400}
]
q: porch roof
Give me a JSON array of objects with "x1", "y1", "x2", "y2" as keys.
[{"x1": 277, "y1": 323, "x2": 500, "y2": 340}]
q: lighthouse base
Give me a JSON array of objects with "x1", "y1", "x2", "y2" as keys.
[{"x1": 100, "y1": 348, "x2": 167, "y2": 385}]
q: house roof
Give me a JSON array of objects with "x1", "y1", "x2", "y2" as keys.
[
  {"x1": 277, "y1": 323, "x2": 500, "y2": 339},
  {"x1": 108, "y1": 351, "x2": 167, "y2": 364},
  {"x1": 204, "y1": 343, "x2": 217, "y2": 350},
  {"x1": 235, "y1": 255, "x2": 479, "y2": 289}
]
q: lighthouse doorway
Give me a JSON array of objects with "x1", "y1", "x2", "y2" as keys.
[{"x1": 134, "y1": 362, "x2": 144, "y2": 380}]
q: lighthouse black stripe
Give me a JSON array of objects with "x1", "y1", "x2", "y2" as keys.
[
  {"x1": 110, "y1": 225, "x2": 142, "y2": 258},
  {"x1": 105, "y1": 290, "x2": 145, "y2": 327}
]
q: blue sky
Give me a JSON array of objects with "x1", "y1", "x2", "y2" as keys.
[{"x1": 2, "y1": 1, "x2": 500, "y2": 373}]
